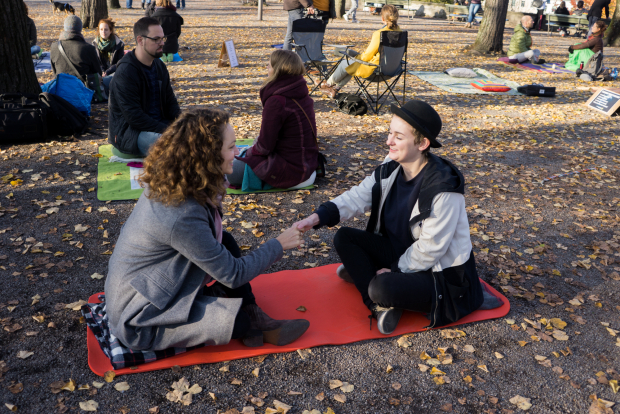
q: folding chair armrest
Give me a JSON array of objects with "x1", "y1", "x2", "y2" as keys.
[
  {"x1": 291, "y1": 43, "x2": 306, "y2": 48},
  {"x1": 346, "y1": 56, "x2": 379, "y2": 66},
  {"x1": 324, "y1": 44, "x2": 354, "y2": 48}
]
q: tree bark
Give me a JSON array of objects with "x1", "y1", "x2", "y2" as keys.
[
  {"x1": 108, "y1": 0, "x2": 121, "y2": 9},
  {"x1": 333, "y1": 0, "x2": 346, "y2": 19},
  {"x1": 0, "y1": 0, "x2": 41, "y2": 94},
  {"x1": 466, "y1": 0, "x2": 510, "y2": 54},
  {"x1": 604, "y1": 3, "x2": 620, "y2": 46},
  {"x1": 81, "y1": 0, "x2": 109, "y2": 29}
]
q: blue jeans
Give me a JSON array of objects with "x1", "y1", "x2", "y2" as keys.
[
  {"x1": 176, "y1": 0, "x2": 185, "y2": 7},
  {"x1": 126, "y1": 0, "x2": 133, "y2": 7},
  {"x1": 283, "y1": 8, "x2": 305, "y2": 51},
  {"x1": 137, "y1": 131, "x2": 162, "y2": 156},
  {"x1": 31, "y1": 45, "x2": 41, "y2": 55},
  {"x1": 467, "y1": 3, "x2": 481, "y2": 23},
  {"x1": 327, "y1": 51, "x2": 359, "y2": 88},
  {"x1": 102, "y1": 74, "x2": 114, "y2": 95}
]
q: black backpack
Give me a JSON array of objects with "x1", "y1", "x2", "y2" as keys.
[
  {"x1": 336, "y1": 93, "x2": 368, "y2": 116},
  {"x1": 0, "y1": 93, "x2": 48, "y2": 143},
  {"x1": 39, "y1": 92, "x2": 90, "y2": 138}
]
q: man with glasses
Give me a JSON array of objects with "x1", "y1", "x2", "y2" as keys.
[{"x1": 108, "y1": 17, "x2": 181, "y2": 157}]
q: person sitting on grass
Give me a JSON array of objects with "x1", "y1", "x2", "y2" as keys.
[
  {"x1": 507, "y1": 15, "x2": 545, "y2": 65},
  {"x1": 108, "y1": 17, "x2": 181, "y2": 157},
  {"x1": 105, "y1": 108, "x2": 310, "y2": 351},
  {"x1": 294, "y1": 100, "x2": 485, "y2": 335},
  {"x1": 151, "y1": 0, "x2": 184, "y2": 62},
  {"x1": 228, "y1": 50, "x2": 319, "y2": 191},
  {"x1": 24, "y1": 3, "x2": 41, "y2": 57},
  {"x1": 319, "y1": 5, "x2": 401, "y2": 99},
  {"x1": 567, "y1": 19, "x2": 606, "y2": 69},
  {"x1": 93, "y1": 18, "x2": 125, "y2": 94},
  {"x1": 50, "y1": 16, "x2": 103, "y2": 80}
]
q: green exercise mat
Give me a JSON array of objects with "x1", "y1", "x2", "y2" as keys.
[
  {"x1": 409, "y1": 68, "x2": 522, "y2": 95},
  {"x1": 97, "y1": 142, "x2": 315, "y2": 201}
]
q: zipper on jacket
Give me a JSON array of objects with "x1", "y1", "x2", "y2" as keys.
[{"x1": 427, "y1": 272, "x2": 440, "y2": 329}]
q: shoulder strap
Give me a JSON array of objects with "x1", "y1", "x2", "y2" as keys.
[
  {"x1": 291, "y1": 98, "x2": 317, "y2": 145},
  {"x1": 57, "y1": 41, "x2": 85, "y2": 81}
]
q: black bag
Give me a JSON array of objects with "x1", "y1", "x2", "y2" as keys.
[
  {"x1": 39, "y1": 92, "x2": 89, "y2": 137},
  {"x1": 57, "y1": 41, "x2": 108, "y2": 103},
  {"x1": 336, "y1": 93, "x2": 368, "y2": 116},
  {"x1": 517, "y1": 84, "x2": 556, "y2": 97},
  {"x1": 0, "y1": 93, "x2": 48, "y2": 143}
]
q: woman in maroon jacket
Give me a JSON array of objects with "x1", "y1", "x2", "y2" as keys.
[{"x1": 228, "y1": 50, "x2": 319, "y2": 190}]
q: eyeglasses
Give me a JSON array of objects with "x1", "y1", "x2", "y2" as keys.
[{"x1": 142, "y1": 35, "x2": 167, "y2": 44}]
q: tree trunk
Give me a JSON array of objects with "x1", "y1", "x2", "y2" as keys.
[
  {"x1": 108, "y1": 0, "x2": 121, "y2": 9},
  {"x1": 604, "y1": 3, "x2": 620, "y2": 46},
  {"x1": 81, "y1": 0, "x2": 109, "y2": 29},
  {"x1": 466, "y1": 0, "x2": 510, "y2": 54},
  {"x1": 0, "y1": 0, "x2": 41, "y2": 94},
  {"x1": 333, "y1": 0, "x2": 346, "y2": 19}
]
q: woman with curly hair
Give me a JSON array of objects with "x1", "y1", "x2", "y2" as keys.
[{"x1": 104, "y1": 108, "x2": 310, "y2": 351}]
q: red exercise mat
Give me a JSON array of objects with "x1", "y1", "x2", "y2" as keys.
[{"x1": 87, "y1": 264, "x2": 510, "y2": 376}]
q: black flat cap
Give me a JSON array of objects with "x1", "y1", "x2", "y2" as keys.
[{"x1": 391, "y1": 100, "x2": 442, "y2": 148}]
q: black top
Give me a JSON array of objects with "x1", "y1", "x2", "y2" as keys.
[
  {"x1": 107, "y1": 51, "x2": 181, "y2": 155},
  {"x1": 380, "y1": 165, "x2": 427, "y2": 258},
  {"x1": 588, "y1": 0, "x2": 610, "y2": 18},
  {"x1": 555, "y1": 6, "x2": 569, "y2": 14},
  {"x1": 151, "y1": 7, "x2": 184, "y2": 54},
  {"x1": 140, "y1": 61, "x2": 162, "y2": 122}
]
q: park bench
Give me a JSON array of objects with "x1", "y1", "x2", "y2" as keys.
[
  {"x1": 363, "y1": 0, "x2": 418, "y2": 19},
  {"x1": 446, "y1": 4, "x2": 482, "y2": 23},
  {"x1": 546, "y1": 14, "x2": 589, "y2": 34}
]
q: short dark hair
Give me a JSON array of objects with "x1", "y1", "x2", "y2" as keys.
[
  {"x1": 577, "y1": 0, "x2": 584, "y2": 7},
  {"x1": 133, "y1": 17, "x2": 160, "y2": 40}
]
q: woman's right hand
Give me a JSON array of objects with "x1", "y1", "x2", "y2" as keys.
[{"x1": 276, "y1": 225, "x2": 305, "y2": 250}]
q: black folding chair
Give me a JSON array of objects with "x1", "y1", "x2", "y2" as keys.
[
  {"x1": 291, "y1": 15, "x2": 352, "y2": 96},
  {"x1": 349, "y1": 31, "x2": 408, "y2": 114}
]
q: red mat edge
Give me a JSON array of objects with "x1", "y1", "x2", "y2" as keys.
[{"x1": 86, "y1": 274, "x2": 510, "y2": 377}]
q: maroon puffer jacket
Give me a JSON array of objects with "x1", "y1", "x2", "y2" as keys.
[{"x1": 239, "y1": 75, "x2": 318, "y2": 188}]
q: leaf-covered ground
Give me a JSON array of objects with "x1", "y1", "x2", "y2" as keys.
[{"x1": 2, "y1": 0, "x2": 620, "y2": 413}]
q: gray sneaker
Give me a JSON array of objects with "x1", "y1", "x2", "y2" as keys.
[
  {"x1": 343, "y1": 14, "x2": 349, "y2": 21},
  {"x1": 351, "y1": 19, "x2": 360, "y2": 23}
]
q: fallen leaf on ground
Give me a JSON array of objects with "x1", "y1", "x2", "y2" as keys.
[
  {"x1": 79, "y1": 400, "x2": 99, "y2": 412},
  {"x1": 114, "y1": 382, "x2": 130, "y2": 392},
  {"x1": 509, "y1": 395, "x2": 532, "y2": 411}
]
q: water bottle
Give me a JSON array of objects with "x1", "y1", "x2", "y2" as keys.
[{"x1": 579, "y1": 62, "x2": 584, "y2": 70}]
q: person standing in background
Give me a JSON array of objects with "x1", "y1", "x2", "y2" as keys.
[
  {"x1": 344, "y1": 0, "x2": 359, "y2": 23},
  {"x1": 282, "y1": 0, "x2": 315, "y2": 51},
  {"x1": 176, "y1": 0, "x2": 185, "y2": 10},
  {"x1": 586, "y1": 0, "x2": 610, "y2": 36},
  {"x1": 464, "y1": 0, "x2": 481, "y2": 29}
]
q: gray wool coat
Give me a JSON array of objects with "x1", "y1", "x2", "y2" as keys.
[{"x1": 104, "y1": 191, "x2": 283, "y2": 351}]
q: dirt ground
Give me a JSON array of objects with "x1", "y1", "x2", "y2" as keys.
[{"x1": 2, "y1": 0, "x2": 620, "y2": 413}]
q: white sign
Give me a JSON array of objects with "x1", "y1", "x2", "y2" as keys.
[{"x1": 224, "y1": 40, "x2": 239, "y2": 68}]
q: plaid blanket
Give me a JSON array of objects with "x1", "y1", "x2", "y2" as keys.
[{"x1": 81, "y1": 295, "x2": 203, "y2": 370}]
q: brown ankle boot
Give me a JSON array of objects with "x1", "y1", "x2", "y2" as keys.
[{"x1": 242, "y1": 304, "x2": 310, "y2": 346}]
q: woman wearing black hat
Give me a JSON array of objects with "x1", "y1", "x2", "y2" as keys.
[{"x1": 295, "y1": 100, "x2": 486, "y2": 334}]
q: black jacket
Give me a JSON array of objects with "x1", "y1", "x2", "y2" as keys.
[
  {"x1": 588, "y1": 0, "x2": 610, "y2": 18},
  {"x1": 92, "y1": 35, "x2": 126, "y2": 75},
  {"x1": 108, "y1": 51, "x2": 181, "y2": 155},
  {"x1": 50, "y1": 34, "x2": 102, "y2": 78},
  {"x1": 26, "y1": 17, "x2": 37, "y2": 47},
  {"x1": 151, "y1": 7, "x2": 184, "y2": 54},
  {"x1": 316, "y1": 154, "x2": 484, "y2": 328}
]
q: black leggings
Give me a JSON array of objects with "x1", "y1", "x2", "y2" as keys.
[
  {"x1": 207, "y1": 231, "x2": 255, "y2": 339},
  {"x1": 333, "y1": 227, "x2": 434, "y2": 313}
]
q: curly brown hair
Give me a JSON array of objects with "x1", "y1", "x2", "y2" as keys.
[{"x1": 139, "y1": 108, "x2": 230, "y2": 206}]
